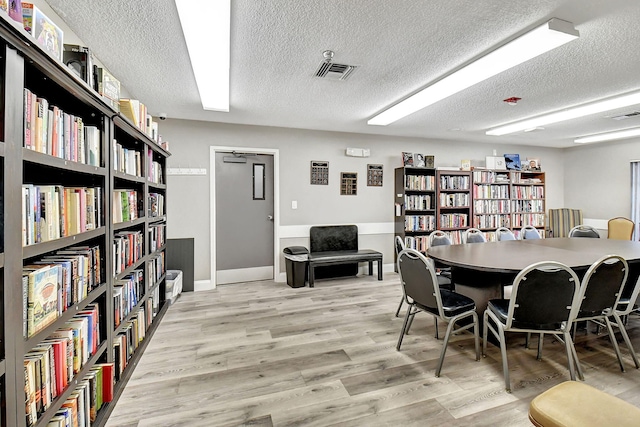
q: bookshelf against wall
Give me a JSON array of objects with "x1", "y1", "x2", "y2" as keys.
[
  {"x1": 510, "y1": 170, "x2": 546, "y2": 238},
  {"x1": 0, "y1": 14, "x2": 170, "y2": 427},
  {"x1": 436, "y1": 170, "x2": 471, "y2": 244},
  {"x1": 394, "y1": 167, "x2": 437, "y2": 254},
  {"x1": 472, "y1": 170, "x2": 511, "y2": 241}
]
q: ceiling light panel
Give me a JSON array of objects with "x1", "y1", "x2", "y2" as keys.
[
  {"x1": 368, "y1": 18, "x2": 579, "y2": 126},
  {"x1": 575, "y1": 127, "x2": 640, "y2": 144}
]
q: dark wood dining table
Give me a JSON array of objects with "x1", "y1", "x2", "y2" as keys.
[{"x1": 427, "y1": 238, "x2": 640, "y2": 315}]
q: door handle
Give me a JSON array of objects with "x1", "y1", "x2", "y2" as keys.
[{"x1": 267, "y1": 215, "x2": 274, "y2": 221}]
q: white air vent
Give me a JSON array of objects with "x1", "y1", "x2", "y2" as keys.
[
  {"x1": 608, "y1": 111, "x2": 640, "y2": 120},
  {"x1": 315, "y1": 61, "x2": 357, "y2": 81}
]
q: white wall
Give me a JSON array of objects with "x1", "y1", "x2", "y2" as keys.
[{"x1": 161, "y1": 118, "x2": 566, "y2": 282}]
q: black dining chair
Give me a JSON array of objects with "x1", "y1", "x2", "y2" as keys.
[
  {"x1": 483, "y1": 261, "x2": 581, "y2": 392},
  {"x1": 464, "y1": 228, "x2": 486, "y2": 244},
  {"x1": 568, "y1": 225, "x2": 600, "y2": 238},
  {"x1": 496, "y1": 227, "x2": 516, "y2": 241},
  {"x1": 396, "y1": 248, "x2": 480, "y2": 377},
  {"x1": 520, "y1": 225, "x2": 541, "y2": 240},
  {"x1": 394, "y1": 236, "x2": 407, "y2": 317},
  {"x1": 610, "y1": 275, "x2": 640, "y2": 370}
]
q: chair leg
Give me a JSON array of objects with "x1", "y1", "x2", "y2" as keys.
[
  {"x1": 563, "y1": 331, "x2": 577, "y2": 381},
  {"x1": 613, "y1": 313, "x2": 640, "y2": 369},
  {"x1": 396, "y1": 305, "x2": 413, "y2": 351},
  {"x1": 605, "y1": 316, "x2": 627, "y2": 372},
  {"x1": 406, "y1": 310, "x2": 416, "y2": 335},
  {"x1": 436, "y1": 319, "x2": 455, "y2": 377},
  {"x1": 395, "y1": 295, "x2": 404, "y2": 317},
  {"x1": 497, "y1": 325, "x2": 511, "y2": 392},
  {"x1": 525, "y1": 332, "x2": 531, "y2": 349},
  {"x1": 472, "y1": 312, "x2": 480, "y2": 361},
  {"x1": 537, "y1": 333, "x2": 544, "y2": 360},
  {"x1": 569, "y1": 337, "x2": 584, "y2": 381},
  {"x1": 482, "y1": 310, "x2": 490, "y2": 356},
  {"x1": 434, "y1": 318, "x2": 439, "y2": 339}
]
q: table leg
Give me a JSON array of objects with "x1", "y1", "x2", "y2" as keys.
[
  {"x1": 377, "y1": 259, "x2": 383, "y2": 280},
  {"x1": 368, "y1": 260, "x2": 373, "y2": 275},
  {"x1": 309, "y1": 264, "x2": 315, "y2": 288}
]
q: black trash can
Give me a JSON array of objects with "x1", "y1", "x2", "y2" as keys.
[{"x1": 283, "y1": 246, "x2": 309, "y2": 288}]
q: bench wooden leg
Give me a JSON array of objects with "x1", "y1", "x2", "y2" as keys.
[
  {"x1": 309, "y1": 265, "x2": 315, "y2": 287},
  {"x1": 377, "y1": 259, "x2": 383, "y2": 280},
  {"x1": 368, "y1": 261, "x2": 373, "y2": 275}
]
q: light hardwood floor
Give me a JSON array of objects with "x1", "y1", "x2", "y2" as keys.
[{"x1": 105, "y1": 273, "x2": 640, "y2": 427}]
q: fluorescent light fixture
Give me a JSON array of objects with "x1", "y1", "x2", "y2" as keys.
[
  {"x1": 368, "y1": 18, "x2": 578, "y2": 126},
  {"x1": 575, "y1": 127, "x2": 640, "y2": 144},
  {"x1": 487, "y1": 91, "x2": 640, "y2": 135},
  {"x1": 175, "y1": 0, "x2": 230, "y2": 112}
]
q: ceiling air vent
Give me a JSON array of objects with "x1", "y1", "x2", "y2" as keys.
[
  {"x1": 608, "y1": 111, "x2": 640, "y2": 120},
  {"x1": 315, "y1": 50, "x2": 357, "y2": 81}
]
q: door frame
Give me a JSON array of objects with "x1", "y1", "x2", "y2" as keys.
[{"x1": 209, "y1": 146, "x2": 280, "y2": 288}]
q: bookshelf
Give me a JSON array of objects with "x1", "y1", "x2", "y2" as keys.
[
  {"x1": 0, "y1": 13, "x2": 170, "y2": 427},
  {"x1": 394, "y1": 167, "x2": 437, "y2": 254},
  {"x1": 510, "y1": 171, "x2": 546, "y2": 238},
  {"x1": 436, "y1": 170, "x2": 471, "y2": 244},
  {"x1": 472, "y1": 170, "x2": 511, "y2": 241}
]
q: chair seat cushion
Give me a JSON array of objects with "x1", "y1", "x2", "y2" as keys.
[
  {"x1": 488, "y1": 299, "x2": 562, "y2": 330},
  {"x1": 529, "y1": 381, "x2": 640, "y2": 427},
  {"x1": 437, "y1": 289, "x2": 475, "y2": 317}
]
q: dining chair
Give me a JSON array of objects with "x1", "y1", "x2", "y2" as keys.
[
  {"x1": 496, "y1": 227, "x2": 516, "y2": 241},
  {"x1": 396, "y1": 248, "x2": 480, "y2": 377},
  {"x1": 570, "y1": 255, "x2": 629, "y2": 377},
  {"x1": 394, "y1": 236, "x2": 407, "y2": 317},
  {"x1": 428, "y1": 230, "x2": 453, "y2": 286},
  {"x1": 547, "y1": 208, "x2": 584, "y2": 238},
  {"x1": 608, "y1": 217, "x2": 635, "y2": 240},
  {"x1": 464, "y1": 227, "x2": 486, "y2": 243},
  {"x1": 568, "y1": 224, "x2": 600, "y2": 238},
  {"x1": 520, "y1": 225, "x2": 541, "y2": 240},
  {"x1": 609, "y1": 275, "x2": 640, "y2": 370},
  {"x1": 483, "y1": 261, "x2": 582, "y2": 392}
]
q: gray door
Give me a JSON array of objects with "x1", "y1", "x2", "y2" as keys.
[{"x1": 215, "y1": 152, "x2": 274, "y2": 284}]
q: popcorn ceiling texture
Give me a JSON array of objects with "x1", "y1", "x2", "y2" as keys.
[{"x1": 45, "y1": 0, "x2": 640, "y2": 148}]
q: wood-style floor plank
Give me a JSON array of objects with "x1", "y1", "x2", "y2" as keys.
[{"x1": 105, "y1": 274, "x2": 640, "y2": 426}]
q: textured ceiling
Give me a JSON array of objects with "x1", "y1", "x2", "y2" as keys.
[{"x1": 45, "y1": 0, "x2": 640, "y2": 148}]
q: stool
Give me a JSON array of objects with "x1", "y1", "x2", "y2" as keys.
[{"x1": 529, "y1": 381, "x2": 640, "y2": 427}]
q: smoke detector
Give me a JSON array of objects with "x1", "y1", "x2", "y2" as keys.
[
  {"x1": 503, "y1": 97, "x2": 522, "y2": 105},
  {"x1": 315, "y1": 50, "x2": 357, "y2": 81}
]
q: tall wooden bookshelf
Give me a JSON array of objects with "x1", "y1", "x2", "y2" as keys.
[
  {"x1": 510, "y1": 170, "x2": 546, "y2": 238},
  {"x1": 0, "y1": 14, "x2": 169, "y2": 427},
  {"x1": 394, "y1": 167, "x2": 437, "y2": 254},
  {"x1": 436, "y1": 170, "x2": 471, "y2": 244},
  {"x1": 472, "y1": 170, "x2": 511, "y2": 241}
]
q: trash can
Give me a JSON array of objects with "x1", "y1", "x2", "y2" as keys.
[{"x1": 283, "y1": 246, "x2": 309, "y2": 288}]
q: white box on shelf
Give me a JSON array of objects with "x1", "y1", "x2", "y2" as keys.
[{"x1": 166, "y1": 270, "x2": 183, "y2": 304}]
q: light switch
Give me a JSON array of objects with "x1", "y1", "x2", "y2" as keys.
[{"x1": 292, "y1": 201, "x2": 298, "y2": 209}]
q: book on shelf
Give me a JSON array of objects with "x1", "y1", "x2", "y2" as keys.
[
  {"x1": 63, "y1": 44, "x2": 94, "y2": 88},
  {"x1": 95, "y1": 66, "x2": 121, "y2": 111},
  {"x1": 22, "y1": 264, "x2": 60, "y2": 337},
  {"x1": 503, "y1": 153, "x2": 521, "y2": 170},
  {"x1": 402, "y1": 152, "x2": 414, "y2": 166}
]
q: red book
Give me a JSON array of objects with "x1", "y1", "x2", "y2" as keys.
[{"x1": 94, "y1": 363, "x2": 115, "y2": 403}]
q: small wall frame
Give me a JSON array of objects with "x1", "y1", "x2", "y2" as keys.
[
  {"x1": 367, "y1": 164, "x2": 383, "y2": 186},
  {"x1": 310, "y1": 160, "x2": 329, "y2": 185},
  {"x1": 340, "y1": 172, "x2": 357, "y2": 195}
]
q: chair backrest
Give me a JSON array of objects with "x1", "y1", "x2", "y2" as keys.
[
  {"x1": 577, "y1": 255, "x2": 628, "y2": 317},
  {"x1": 394, "y1": 235, "x2": 406, "y2": 255},
  {"x1": 616, "y1": 275, "x2": 640, "y2": 316},
  {"x1": 568, "y1": 225, "x2": 600, "y2": 238},
  {"x1": 465, "y1": 228, "x2": 486, "y2": 244},
  {"x1": 548, "y1": 208, "x2": 584, "y2": 238},
  {"x1": 310, "y1": 225, "x2": 358, "y2": 252},
  {"x1": 496, "y1": 227, "x2": 516, "y2": 241},
  {"x1": 429, "y1": 230, "x2": 452, "y2": 247},
  {"x1": 608, "y1": 217, "x2": 635, "y2": 240},
  {"x1": 397, "y1": 249, "x2": 443, "y2": 316},
  {"x1": 506, "y1": 261, "x2": 581, "y2": 330},
  {"x1": 520, "y1": 225, "x2": 541, "y2": 240}
]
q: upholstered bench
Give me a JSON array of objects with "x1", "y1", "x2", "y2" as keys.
[
  {"x1": 529, "y1": 381, "x2": 640, "y2": 427},
  {"x1": 308, "y1": 225, "x2": 383, "y2": 287}
]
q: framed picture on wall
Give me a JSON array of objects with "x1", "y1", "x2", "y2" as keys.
[
  {"x1": 310, "y1": 160, "x2": 329, "y2": 185},
  {"x1": 340, "y1": 172, "x2": 357, "y2": 195},
  {"x1": 367, "y1": 164, "x2": 383, "y2": 186}
]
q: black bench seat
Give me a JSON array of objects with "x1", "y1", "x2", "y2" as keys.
[{"x1": 307, "y1": 249, "x2": 383, "y2": 287}]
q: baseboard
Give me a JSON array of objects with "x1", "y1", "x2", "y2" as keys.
[
  {"x1": 216, "y1": 266, "x2": 274, "y2": 285},
  {"x1": 194, "y1": 279, "x2": 214, "y2": 292}
]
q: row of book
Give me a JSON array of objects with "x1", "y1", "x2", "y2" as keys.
[
  {"x1": 439, "y1": 214, "x2": 468, "y2": 229},
  {"x1": 473, "y1": 215, "x2": 512, "y2": 229},
  {"x1": 113, "y1": 298, "x2": 156, "y2": 382},
  {"x1": 404, "y1": 215, "x2": 436, "y2": 232},
  {"x1": 148, "y1": 192, "x2": 165, "y2": 217},
  {"x1": 473, "y1": 184, "x2": 510, "y2": 199},
  {"x1": 403, "y1": 235, "x2": 429, "y2": 252},
  {"x1": 112, "y1": 189, "x2": 139, "y2": 223},
  {"x1": 24, "y1": 304, "x2": 102, "y2": 425},
  {"x1": 512, "y1": 186, "x2": 545, "y2": 199},
  {"x1": 439, "y1": 193, "x2": 469, "y2": 207},
  {"x1": 512, "y1": 200, "x2": 545, "y2": 213},
  {"x1": 22, "y1": 184, "x2": 103, "y2": 246},
  {"x1": 113, "y1": 140, "x2": 142, "y2": 177},
  {"x1": 404, "y1": 175, "x2": 436, "y2": 191},
  {"x1": 404, "y1": 194, "x2": 433, "y2": 211},
  {"x1": 439, "y1": 175, "x2": 470, "y2": 190},
  {"x1": 23, "y1": 245, "x2": 102, "y2": 338},
  {"x1": 147, "y1": 148, "x2": 164, "y2": 184},
  {"x1": 147, "y1": 252, "x2": 165, "y2": 288},
  {"x1": 118, "y1": 99, "x2": 159, "y2": 142},
  {"x1": 149, "y1": 223, "x2": 166, "y2": 252},
  {"x1": 114, "y1": 270, "x2": 144, "y2": 328},
  {"x1": 512, "y1": 214, "x2": 546, "y2": 228},
  {"x1": 23, "y1": 88, "x2": 101, "y2": 166},
  {"x1": 473, "y1": 200, "x2": 511, "y2": 214},
  {"x1": 113, "y1": 230, "x2": 144, "y2": 276},
  {"x1": 473, "y1": 171, "x2": 511, "y2": 184}
]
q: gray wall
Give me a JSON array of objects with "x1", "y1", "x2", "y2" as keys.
[
  {"x1": 564, "y1": 137, "x2": 640, "y2": 220},
  {"x1": 162, "y1": 118, "x2": 566, "y2": 281}
]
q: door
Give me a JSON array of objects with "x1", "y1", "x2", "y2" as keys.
[{"x1": 215, "y1": 152, "x2": 274, "y2": 284}]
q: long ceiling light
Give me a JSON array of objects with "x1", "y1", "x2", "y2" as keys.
[
  {"x1": 575, "y1": 127, "x2": 640, "y2": 144},
  {"x1": 487, "y1": 91, "x2": 640, "y2": 135},
  {"x1": 175, "y1": 0, "x2": 230, "y2": 112},
  {"x1": 367, "y1": 18, "x2": 579, "y2": 126}
]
